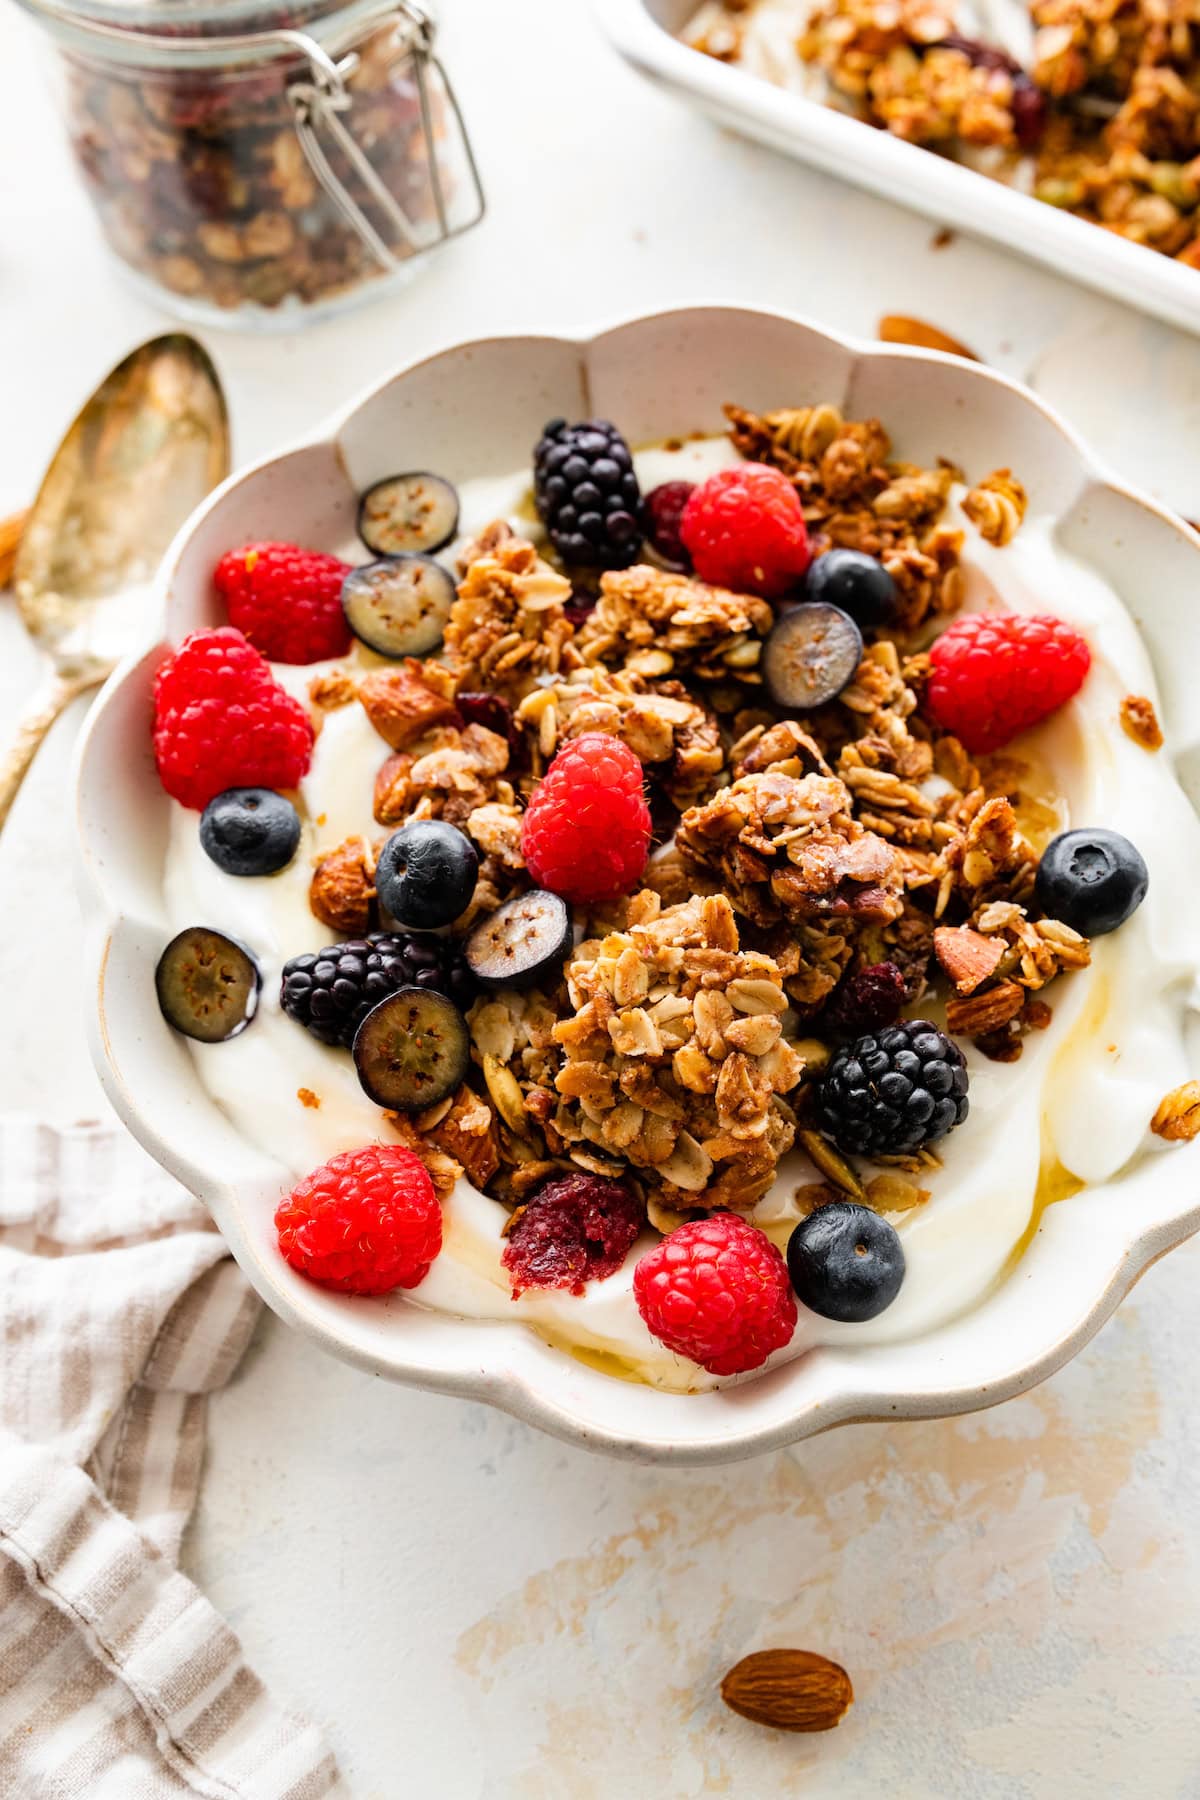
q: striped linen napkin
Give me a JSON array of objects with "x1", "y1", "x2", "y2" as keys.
[{"x1": 0, "y1": 1117, "x2": 344, "y2": 1798}]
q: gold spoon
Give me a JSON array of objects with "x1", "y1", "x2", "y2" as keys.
[{"x1": 0, "y1": 334, "x2": 230, "y2": 830}]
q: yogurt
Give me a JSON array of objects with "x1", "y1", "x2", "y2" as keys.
[{"x1": 163, "y1": 439, "x2": 1200, "y2": 1391}]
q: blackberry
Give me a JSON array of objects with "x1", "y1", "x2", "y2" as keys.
[
  {"x1": 816, "y1": 1019, "x2": 969, "y2": 1158},
  {"x1": 280, "y1": 933, "x2": 475, "y2": 1049},
  {"x1": 533, "y1": 419, "x2": 643, "y2": 568}
]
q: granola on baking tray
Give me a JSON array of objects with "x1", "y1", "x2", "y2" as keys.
[
  {"x1": 682, "y1": 0, "x2": 1200, "y2": 267},
  {"x1": 151, "y1": 395, "x2": 1164, "y2": 1375}
]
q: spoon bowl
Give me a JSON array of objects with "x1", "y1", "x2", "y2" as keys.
[{"x1": 1, "y1": 334, "x2": 228, "y2": 827}]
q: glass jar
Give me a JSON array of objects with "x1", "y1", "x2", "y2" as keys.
[{"x1": 18, "y1": 0, "x2": 484, "y2": 327}]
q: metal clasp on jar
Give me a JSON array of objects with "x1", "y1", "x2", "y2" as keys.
[{"x1": 284, "y1": 1, "x2": 484, "y2": 273}]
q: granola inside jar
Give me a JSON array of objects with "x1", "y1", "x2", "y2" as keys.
[{"x1": 19, "y1": 0, "x2": 483, "y2": 327}]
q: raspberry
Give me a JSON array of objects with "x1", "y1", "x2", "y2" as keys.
[
  {"x1": 214, "y1": 541, "x2": 351, "y2": 664},
  {"x1": 680, "y1": 464, "x2": 810, "y2": 599},
  {"x1": 633, "y1": 1214, "x2": 797, "y2": 1376},
  {"x1": 275, "y1": 1143, "x2": 441, "y2": 1295},
  {"x1": 926, "y1": 612, "x2": 1091, "y2": 754},
  {"x1": 520, "y1": 732, "x2": 651, "y2": 905},
  {"x1": 643, "y1": 480, "x2": 696, "y2": 568},
  {"x1": 153, "y1": 626, "x2": 315, "y2": 810},
  {"x1": 502, "y1": 1174, "x2": 645, "y2": 1296}
]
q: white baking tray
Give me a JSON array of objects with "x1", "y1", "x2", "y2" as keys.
[{"x1": 596, "y1": 0, "x2": 1200, "y2": 337}]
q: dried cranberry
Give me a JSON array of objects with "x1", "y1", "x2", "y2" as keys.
[
  {"x1": 502, "y1": 1174, "x2": 645, "y2": 1296},
  {"x1": 936, "y1": 31, "x2": 1022, "y2": 76},
  {"x1": 824, "y1": 962, "x2": 907, "y2": 1037},
  {"x1": 1011, "y1": 76, "x2": 1048, "y2": 149},
  {"x1": 455, "y1": 691, "x2": 520, "y2": 757},
  {"x1": 643, "y1": 481, "x2": 696, "y2": 570},
  {"x1": 563, "y1": 588, "x2": 598, "y2": 629}
]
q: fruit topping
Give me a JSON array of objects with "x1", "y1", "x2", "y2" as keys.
[
  {"x1": 214, "y1": 541, "x2": 351, "y2": 664},
  {"x1": 275, "y1": 1143, "x2": 441, "y2": 1294},
  {"x1": 153, "y1": 626, "x2": 314, "y2": 810},
  {"x1": 155, "y1": 925, "x2": 260, "y2": 1042},
  {"x1": 520, "y1": 733, "x2": 651, "y2": 905},
  {"x1": 502, "y1": 1173, "x2": 645, "y2": 1296},
  {"x1": 533, "y1": 418, "x2": 644, "y2": 568},
  {"x1": 786, "y1": 1200, "x2": 905, "y2": 1322},
  {"x1": 926, "y1": 612, "x2": 1091, "y2": 754},
  {"x1": 824, "y1": 961, "x2": 907, "y2": 1037},
  {"x1": 642, "y1": 480, "x2": 696, "y2": 569},
  {"x1": 680, "y1": 463, "x2": 810, "y2": 598},
  {"x1": 1034, "y1": 828, "x2": 1148, "y2": 936},
  {"x1": 803, "y1": 548, "x2": 897, "y2": 628},
  {"x1": 199, "y1": 786, "x2": 300, "y2": 877},
  {"x1": 375, "y1": 820, "x2": 478, "y2": 929},
  {"x1": 816, "y1": 1020, "x2": 969, "y2": 1158},
  {"x1": 352, "y1": 988, "x2": 471, "y2": 1112},
  {"x1": 762, "y1": 602, "x2": 863, "y2": 710},
  {"x1": 341, "y1": 555, "x2": 456, "y2": 658},
  {"x1": 632, "y1": 1213, "x2": 798, "y2": 1376},
  {"x1": 454, "y1": 690, "x2": 519, "y2": 755},
  {"x1": 357, "y1": 472, "x2": 459, "y2": 557},
  {"x1": 281, "y1": 932, "x2": 475, "y2": 1048},
  {"x1": 465, "y1": 890, "x2": 572, "y2": 989}
]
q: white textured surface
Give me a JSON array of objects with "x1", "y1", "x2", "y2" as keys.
[{"x1": 2, "y1": 0, "x2": 1199, "y2": 1792}]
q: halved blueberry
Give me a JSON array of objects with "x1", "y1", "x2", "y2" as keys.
[
  {"x1": 763, "y1": 602, "x2": 863, "y2": 710},
  {"x1": 155, "y1": 926, "x2": 260, "y2": 1043},
  {"x1": 352, "y1": 988, "x2": 470, "y2": 1112},
  {"x1": 357, "y1": 472, "x2": 459, "y2": 557},
  {"x1": 466, "y1": 890, "x2": 572, "y2": 989},
  {"x1": 342, "y1": 555, "x2": 456, "y2": 658}
]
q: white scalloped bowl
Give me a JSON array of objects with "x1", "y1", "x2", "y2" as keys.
[{"x1": 75, "y1": 305, "x2": 1200, "y2": 1463}]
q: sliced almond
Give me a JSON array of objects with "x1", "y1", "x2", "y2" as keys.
[
  {"x1": 482, "y1": 1054, "x2": 528, "y2": 1136},
  {"x1": 720, "y1": 1648, "x2": 854, "y2": 1733}
]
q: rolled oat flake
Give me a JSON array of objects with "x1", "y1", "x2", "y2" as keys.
[{"x1": 17, "y1": 0, "x2": 484, "y2": 327}]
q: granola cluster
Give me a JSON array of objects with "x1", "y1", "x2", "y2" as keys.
[
  {"x1": 685, "y1": 0, "x2": 1200, "y2": 267},
  {"x1": 471, "y1": 892, "x2": 803, "y2": 1217}
]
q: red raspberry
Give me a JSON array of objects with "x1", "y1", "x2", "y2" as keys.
[
  {"x1": 275, "y1": 1143, "x2": 441, "y2": 1295},
  {"x1": 214, "y1": 541, "x2": 351, "y2": 664},
  {"x1": 926, "y1": 611, "x2": 1091, "y2": 754},
  {"x1": 643, "y1": 480, "x2": 696, "y2": 568},
  {"x1": 502, "y1": 1173, "x2": 645, "y2": 1296},
  {"x1": 680, "y1": 463, "x2": 810, "y2": 598},
  {"x1": 633, "y1": 1213, "x2": 797, "y2": 1376},
  {"x1": 153, "y1": 626, "x2": 315, "y2": 809},
  {"x1": 520, "y1": 732, "x2": 651, "y2": 904}
]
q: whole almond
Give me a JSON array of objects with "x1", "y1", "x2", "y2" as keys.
[
  {"x1": 878, "y1": 315, "x2": 980, "y2": 361},
  {"x1": 720, "y1": 1648, "x2": 853, "y2": 1732}
]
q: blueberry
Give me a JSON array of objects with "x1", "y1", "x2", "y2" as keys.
[
  {"x1": 155, "y1": 926, "x2": 260, "y2": 1043},
  {"x1": 352, "y1": 988, "x2": 470, "y2": 1112},
  {"x1": 466, "y1": 890, "x2": 572, "y2": 989},
  {"x1": 375, "y1": 820, "x2": 478, "y2": 929},
  {"x1": 762, "y1": 602, "x2": 863, "y2": 710},
  {"x1": 786, "y1": 1200, "x2": 905, "y2": 1322},
  {"x1": 804, "y1": 549, "x2": 897, "y2": 628},
  {"x1": 1034, "y1": 828, "x2": 1148, "y2": 935},
  {"x1": 356, "y1": 471, "x2": 459, "y2": 558},
  {"x1": 199, "y1": 788, "x2": 300, "y2": 877}
]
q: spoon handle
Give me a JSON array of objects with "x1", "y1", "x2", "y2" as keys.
[{"x1": 0, "y1": 674, "x2": 97, "y2": 832}]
